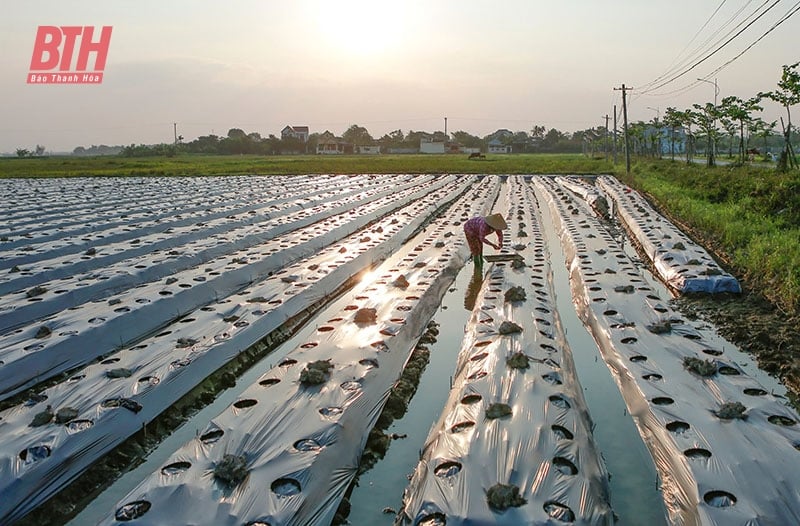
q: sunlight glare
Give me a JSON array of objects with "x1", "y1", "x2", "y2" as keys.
[{"x1": 315, "y1": 0, "x2": 407, "y2": 57}]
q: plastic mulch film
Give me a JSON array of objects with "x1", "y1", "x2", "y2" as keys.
[
  {"x1": 397, "y1": 176, "x2": 614, "y2": 526},
  {"x1": 596, "y1": 176, "x2": 740, "y2": 294},
  {"x1": 0, "y1": 175, "x2": 359, "y2": 274},
  {"x1": 94, "y1": 179, "x2": 501, "y2": 526},
  {"x1": 0, "y1": 175, "x2": 450, "y2": 401},
  {"x1": 534, "y1": 176, "x2": 800, "y2": 526},
  {"x1": 0, "y1": 176, "x2": 475, "y2": 525},
  {"x1": 554, "y1": 176, "x2": 610, "y2": 219},
  {"x1": 0, "y1": 173, "x2": 426, "y2": 332}
]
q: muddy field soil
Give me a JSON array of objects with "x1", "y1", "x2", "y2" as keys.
[
  {"x1": 633, "y1": 188, "x2": 800, "y2": 408},
  {"x1": 674, "y1": 291, "x2": 800, "y2": 407}
]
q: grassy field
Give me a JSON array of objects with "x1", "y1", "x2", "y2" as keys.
[
  {"x1": 0, "y1": 153, "x2": 612, "y2": 178},
  {"x1": 1, "y1": 152, "x2": 797, "y2": 316}
]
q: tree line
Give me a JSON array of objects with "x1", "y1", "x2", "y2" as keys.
[
  {"x1": 113, "y1": 61, "x2": 799, "y2": 171},
  {"x1": 624, "y1": 62, "x2": 799, "y2": 170},
  {"x1": 114, "y1": 125, "x2": 604, "y2": 158}
]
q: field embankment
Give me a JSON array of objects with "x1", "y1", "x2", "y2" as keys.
[{"x1": 618, "y1": 159, "x2": 800, "y2": 317}]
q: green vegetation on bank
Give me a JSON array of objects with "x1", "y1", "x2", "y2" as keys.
[
  {"x1": 620, "y1": 159, "x2": 800, "y2": 316},
  {"x1": 0, "y1": 153, "x2": 611, "y2": 178}
]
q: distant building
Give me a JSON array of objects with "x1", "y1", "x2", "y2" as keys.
[
  {"x1": 645, "y1": 125, "x2": 688, "y2": 155},
  {"x1": 386, "y1": 147, "x2": 419, "y2": 154},
  {"x1": 488, "y1": 129, "x2": 514, "y2": 141},
  {"x1": 357, "y1": 145, "x2": 381, "y2": 155},
  {"x1": 281, "y1": 125, "x2": 310, "y2": 143},
  {"x1": 316, "y1": 134, "x2": 353, "y2": 154},
  {"x1": 418, "y1": 134, "x2": 445, "y2": 154},
  {"x1": 487, "y1": 139, "x2": 511, "y2": 154}
]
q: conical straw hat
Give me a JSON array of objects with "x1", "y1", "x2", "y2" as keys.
[{"x1": 485, "y1": 213, "x2": 507, "y2": 230}]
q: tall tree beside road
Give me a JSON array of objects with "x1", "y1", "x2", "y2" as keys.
[
  {"x1": 690, "y1": 102, "x2": 720, "y2": 167},
  {"x1": 748, "y1": 117, "x2": 777, "y2": 159},
  {"x1": 759, "y1": 62, "x2": 800, "y2": 170},
  {"x1": 720, "y1": 95, "x2": 762, "y2": 164},
  {"x1": 663, "y1": 107, "x2": 684, "y2": 161}
]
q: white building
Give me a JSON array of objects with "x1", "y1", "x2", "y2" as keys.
[
  {"x1": 357, "y1": 145, "x2": 381, "y2": 155},
  {"x1": 487, "y1": 138, "x2": 511, "y2": 154}
]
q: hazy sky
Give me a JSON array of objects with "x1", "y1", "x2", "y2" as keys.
[{"x1": 1, "y1": 1, "x2": 798, "y2": 153}]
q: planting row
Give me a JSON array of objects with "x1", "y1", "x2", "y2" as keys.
[
  {"x1": 0, "y1": 174, "x2": 419, "y2": 297},
  {"x1": 398, "y1": 176, "x2": 614, "y2": 525},
  {"x1": 534, "y1": 176, "x2": 800, "y2": 525},
  {"x1": 0, "y1": 175, "x2": 447, "y2": 399},
  {"x1": 0, "y1": 176, "x2": 477, "y2": 524},
  {"x1": 0, "y1": 175, "x2": 345, "y2": 242},
  {"x1": 94, "y1": 179, "x2": 502, "y2": 525},
  {"x1": 596, "y1": 176, "x2": 740, "y2": 294}
]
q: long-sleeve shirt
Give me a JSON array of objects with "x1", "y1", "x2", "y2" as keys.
[{"x1": 463, "y1": 216, "x2": 502, "y2": 255}]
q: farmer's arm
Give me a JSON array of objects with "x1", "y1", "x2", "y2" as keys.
[
  {"x1": 479, "y1": 225, "x2": 499, "y2": 250},
  {"x1": 495, "y1": 229, "x2": 503, "y2": 249}
]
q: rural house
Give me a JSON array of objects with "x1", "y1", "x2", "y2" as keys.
[
  {"x1": 487, "y1": 138, "x2": 511, "y2": 154},
  {"x1": 316, "y1": 131, "x2": 353, "y2": 154},
  {"x1": 281, "y1": 125, "x2": 310, "y2": 143}
]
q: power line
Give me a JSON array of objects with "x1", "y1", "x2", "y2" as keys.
[
  {"x1": 638, "y1": 0, "x2": 783, "y2": 94},
  {"x1": 642, "y1": 0, "x2": 800, "y2": 100},
  {"x1": 705, "y1": 0, "x2": 800, "y2": 78},
  {"x1": 641, "y1": 0, "x2": 731, "y2": 91},
  {"x1": 671, "y1": 0, "x2": 759, "y2": 79}
]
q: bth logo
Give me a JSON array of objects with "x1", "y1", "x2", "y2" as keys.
[{"x1": 28, "y1": 26, "x2": 112, "y2": 84}]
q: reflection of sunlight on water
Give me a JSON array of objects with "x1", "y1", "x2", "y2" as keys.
[
  {"x1": 358, "y1": 269, "x2": 380, "y2": 287},
  {"x1": 346, "y1": 266, "x2": 474, "y2": 524}
]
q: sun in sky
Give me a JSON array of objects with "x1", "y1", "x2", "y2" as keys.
[{"x1": 314, "y1": 0, "x2": 408, "y2": 57}]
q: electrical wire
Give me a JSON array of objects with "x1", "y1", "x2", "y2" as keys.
[
  {"x1": 640, "y1": 0, "x2": 732, "y2": 91},
  {"x1": 640, "y1": 0, "x2": 781, "y2": 95},
  {"x1": 638, "y1": 0, "x2": 783, "y2": 94},
  {"x1": 642, "y1": 0, "x2": 800, "y2": 99},
  {"x1": 706, "y1": 0, "x2": 800, "y2": 78}
]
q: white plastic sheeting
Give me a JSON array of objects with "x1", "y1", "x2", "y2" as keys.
[
  {"x1": 0, "y1": 175, "x2": 350, "y2": 268},
  {"x1": 596, "y1": 176, "x2": 740, "y2": 294},
  {"x1": 555, "y1": 176, "x2": 610, "y2": 219},
  {"x1": 0, "y1": 175, "x2": 449, "y2": 400},
  {"x1": 0, "y1": 176, "x2": 474, "y2": 525},
  {"x1": 398, "y1": 176, "x2": 613, "y2": 525},
  {"x1": 0, "y1": 174, "x2": 394, "y2": 298},
  {"x1": 95, "y1": 179, "x2": 501, "y2": 526},
  {"x1": 0, "y1": 174, "x2": 425, "y2": 328},
  {"x1": 535, "y1": 176, "x2": 800, "y2": 526}
]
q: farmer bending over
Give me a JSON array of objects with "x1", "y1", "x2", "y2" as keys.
[{"x1": 463, "y1": 213, "x2": 507, "y2": 267}]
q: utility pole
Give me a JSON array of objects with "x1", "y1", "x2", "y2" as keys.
[
  {"x1": 614, "y1": 84, "x2": 633, "y2": 174},
  {"x1": 444, "y1": 117, "x2": 447, "y2": 140},
  {"x1": 173, "y1": 122, "x2": 178, "y2": 146},
  {"x1": 613, "y1": 104, "x2": 618, "y2": 164},
  {"x1": 603, "y1": 114, "x2": 610, "y2": 161}
]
